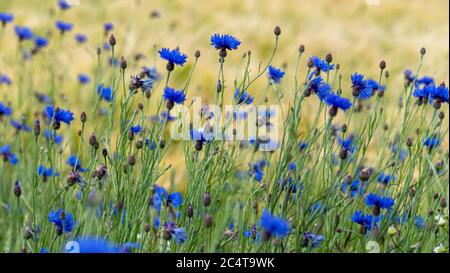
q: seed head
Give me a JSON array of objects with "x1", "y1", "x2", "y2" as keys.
[
  {"x1": 80, "y1": 112, "x2": 87, "y2": 123},
  {"x1": 274, "y1": 25, "x2": 281, "y2": 36},
  {"x1": 195, "y1": 50, "x2": 201, "y2": 58},
  {"x1": 298, "y1": 44, "x2": 305, "y2": 53},
  {"x1": 109, "y1": 34, "x2": 116, "y2": 46},
  {"x1": 420, "y1": 47, "x2": 426, "y2": 55},
  {"x1": 203, "y1": 192, "x2": 211, "y2": 207},
  {"x1": 379, "y1": 60, "x2": 386, "y2": 70},
  {"x1": 326, "y1": 53, "x2": 333, "y2": 64}
]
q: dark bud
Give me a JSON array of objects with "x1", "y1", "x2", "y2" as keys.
[
  {"x1": 128, "y1": 155, "x2": 136, "y2": 166},
  {"x1": 204, "y1": 213, "x2": 213, "y2": 228},
  {"x1": 328, "y1": 106, "x2": 338, "y2": 118},
  {"x1": 52, "y1": 120, "x2": 61, "y2": 131},
  {"x1": 138, "y1": 103, "x2": 144, "y2": 111},
  {"x1": 102, "y1": 148, "x2": 108, "y2": 158},
  {"x1": 406, "y1": 137, "x2": 413, "y2": 147},
  {"x1": 307, "y1": 58, "x2": 314, "y2": 68},
  {"x1": 385, "y1": 70, "x2": 389, "y2": 78},
  {"x1": 409, "y1": 187, "x2": 416, "y2": 198},
  {"x1": 96, "y1": 47, "x2": 101, "y2": 55},
  {"x1": 77, "y1": 130, "x2": 82, "y2": 137},
  {"x1": 359, "y1": 168, "x2": 372, "y2": 181},
  {"x1": 378, "y1": 90, "x2": 385, "y2": 98},
  {"x1": 187, "y1": 204, "x2": 194, "y2": 218},
  {"x1": 195, "y1": 50, "x2": 201, "y2": 58},
  {"x1": 383, "y1": 124, "x2": 388, "y2": 131},
  {"x1": 372, "y1": 205, "x2": 380, "y2": 216},
  {"x1": 166, "y1": 100, "x2": 174, "y2": 111},
  {"x1": 128, "y1": 130, "x2": 135, "y2": 141},
  {"x1": 203, "y1": 192, "x2": 211, "y2": 207},
  {"x1": 144, "y1": 223, "x2": 151, "y2": 233},
  {"x1": 336, "y1": 63, "x2": 340, "y2": 70},
  {"x1": 162, "y1": 229, "x2": 172, "y2": 240},
  {"x1": 136, "y1": 137, "x2": 143, "y2": 149},
  {"x1": 438, "y1": 111, "x2": 444, "y2": 120},
  {"x1": 274, "y1": 25, "x2": 281, "y2": 36},
  {"x1": 80, "y1": 112, "x2": 87, "y2": 123},
  {"x1": 195, "y1": 140, "x2": 203, "y2": 151},
  {"x1": 298, "y1": 44, "x2": 305, "y2": 53},
  {"x1": 262, "y1": 230, "x2": 271, "y2": 241},
  {"x1": 145, "y1": 91, "x2": 151, "y2": 99},
  {"x1": 435, "y1": 160, "x2": 444, "y2": 171},
  {"x1": 94, "y1": 164, "x2": 107, "y2": 180},
  {"x1": 420, "y1": 47, "x2": 426, "y2": 55},
  {"x1": 433, "y1": 192, "x2": 439, "y2": 200},
  {"x1": 109, "y1": 34, "x2": 116, "y2": 46},
  {"x1": 14, "y1": 181, "x2": 22, "y2": 197},
  {"x1": 352, "y1": 86, "x2": 361, "y2": 97},
  {"x1": 433, "y1": 100, "x2": 441, "y2": 110},
  {"x1": 219, "y1": 48, "x2": 227, "y2": 58},
  {"x1": 379, "y1": 60, "x2": 386, "y2": 70},
  {"x1": 326, "y1": 53, "x2": 333, "y2": 64},
  {"x1": 89, "y1": 133, "x2": 98, "y2": 147},
  {"x1": 166, "y1": 62, "x2": 174, "y2": 72},
  {"x1": 159, "y1": 139, "x2": 166, "y2": 149},
  {"x1": 440, "y1": 197, "x2": 447, "y2": 208},
  {"x1": 120, "y1": 56, "x2": 127, "y2": 70},
  {"x1": 339, "y1": 149, "x2": 348, "y2": 160},
  {"x1": 217, "y1": 80, "x2": 222, "y2": 93},
  {"x1": 33, "y1": 120, "x2": 41, "y2": 136},
  {"x1": 341, "y1": 124, "x2": 347, "y2": 133}
]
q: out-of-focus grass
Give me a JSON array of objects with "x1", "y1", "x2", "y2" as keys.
[{"x1": 1, "y1": 0, "x2": 448, "y2": 188}]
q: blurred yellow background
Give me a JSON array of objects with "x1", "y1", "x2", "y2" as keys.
[{"x1": 0, "y1": 0, "x2": 448, "y2": 189}]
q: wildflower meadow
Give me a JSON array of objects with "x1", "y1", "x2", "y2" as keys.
[{"x1": 0, "y1": 0, "x2": 448, "y2": 256}]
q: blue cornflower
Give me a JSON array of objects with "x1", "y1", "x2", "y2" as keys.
[
  {"x1": 164, "y1": 222, "x2": 187, "y2": 244},
  {"x1": 78, "y1": 73, "x2": 90, "y2": 84},
  {"x1": 43, "y1": 129, "x2": 64, "y2": 145},
  {"x1": 252, "y1": 161, "x2": 265, "y2": 182},
  {"x1": 45, "y1": 105, "x2": 74, "y2": 125},
  {"x1": 377, "y1": 172, "x2": 395, "y2": 185},
  {"x1": 75, "y1": 33, "x2": 87, "y2": 44},
  {"x1": 341, "y1": 179, "x2": 365, "y2": 198},
  {"x1": 268, "y1": 65, "x2": 285, "y2": 84},
  {"x1": 298, "y1": 141, "x2": 308, "y2": 150},
  {"x1": 0, "y1": 102, "x2": 12, "y2": 117},
  {"x1": 260, "y1": 210, "x2": 290, "y2": 238},
  {"x1": 415, "y1": 216, "x2": 425, "y2": 229},
  {"x1": 67, "y1": 237, "x2": 139, "y2": 253},
  {"x1": 0, "y1": 13, "x2": 14, "y2": 25},
  {"x1": 352, "y1": 210, "x2": 379, "y2": 232},
  {"x1": 151, "y1": 185, "x2": 183, "y2": 213},
  {"x1": 244, "y1": 225, "x2": 261, "y2": 243},
  {"x1": 351, "y1": 73, "x2": 384, "y2": 99},
  {"x1": 324, "y1": 92, "x2": 352, "y2": 114},
  {"x1": 210, "y1": 33, "x2": 241, "y2": 51},
  {"x1": 130, "y1": 125, "x2": 142, "y2": 134},
  {"x1": 0, "y1": 74, "x2": 12, "y2": 85},
  {"x1": 103, "y1": 42, "x2": 111, "y2": 51},
  {"x1": 0, "y1": 145, "x2": 18, "y2": 165},
  {"x1": 365, "y1": 193, "x2": 395, "y2": 214},
  {"x1": 423, "y1": 136, "x2": 441, "y2": 149},
  {"x1": 97, "y1": 83, "x2": 113, "y2": 102},
  {"x1": 337, "y1": 134, "x2": 356, "y2": 153},
  {"x1": 413, "y1": 76, "x2": 435, "y2": 99},
  {"x1": 404, "y1": 69, "x2": 415, "y2": 84},
  {"x1": 303, "y1": 232, "x2": 325, "y2": 248},
  {"x1": 10, "y1": 120, "x2": 31, "y2": 132},
  {"x1": 55, "y1": 20, "x2": 73, "y2": 33},
  {"x1": 14, "y1": 25, "x2": 34, "y2": 41},
  {"x1": 428, "y1": 83, "x2": 449, "y2": 104},
  {"x1": 37, "y1": 165, "x2": 59, "y2": 178},
  {"x1": 58, "y1": 0, "x2": 72, "y2": 10},
  {"x1": 308, "y1": 76, "x2": 331, "y2": 101},
  {"x1": 141, "y1": 78, "x2": 154, "y2": 93},
  {"x1": 234, "y1": 89, "x2": 254, "y2": 105},
  {"x1": 309, "y1": 56, "x2": 334, "y2": 79},
  {"x1": 308, "y1": 201, "x2": 328, "y2": 215},
  {"x1": 159, "y1": 48, "x2": 187, "y2": 66},
  {"x1": 48, "y1": 209, "x2": 75, "y2": 234},
  {"x1": 34, "y1": 36, "x2": 49, "y2": 48},
  {"x1": 289, "y1": 162, "x2": 296, "y2": 171},
  {"x1": 141, "y1": 66, "x2": 161, "y2": 81},
  {"x1": 163, "y1": 87, "x2": 186, "y2": 105},
  {"x1": 103, "y1": 22, "x2": 114, "y2": 33},
  {"x1": 66, "y1": 155, "x2": 86, "y2": 172}
]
